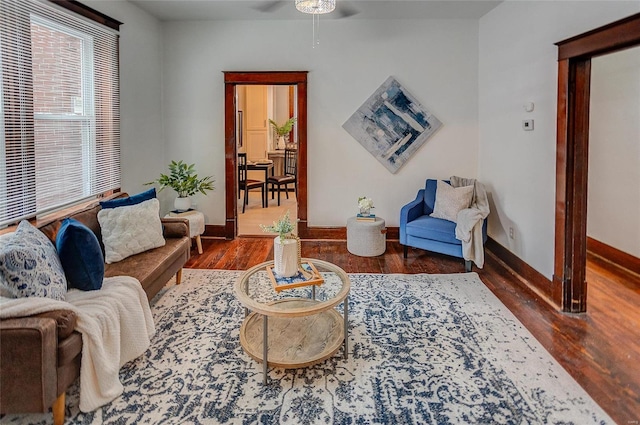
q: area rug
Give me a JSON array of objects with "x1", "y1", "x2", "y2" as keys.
[{"x1": 3, "y1": 269, "x2": 612, "y2": 424}]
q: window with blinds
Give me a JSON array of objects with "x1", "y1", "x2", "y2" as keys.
[{"x1": 0, "y1": 0, "x2": 120, "y2": 227}]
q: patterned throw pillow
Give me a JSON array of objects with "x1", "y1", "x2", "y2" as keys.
[
  {"x1": 98, "y1": 198, "x2": 165, "y2": 264},
  {"x1": 430, "y1": 180, "x2": 474, "y2": 223},
  {"x1": 0, "y1": 221, "x2": 67, "y2": 300}
]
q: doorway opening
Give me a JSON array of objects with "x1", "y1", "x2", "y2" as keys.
[
  {"x1": 553, "y1": 13, "x2": 640, "y2": 312},
  {"x1": 587, "y1": 46, "x2": 640, "y2": 279},
  {"x1": 236, "y1": 84, "x2": 298, "y2": 235},
  {"x1": 223, "y1": 72, "x2": 308, "y2": 240}
]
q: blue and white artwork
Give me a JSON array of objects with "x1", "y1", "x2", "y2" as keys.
[{"x1": 342, "y1": 76, "x2": 442, "y2": 174}]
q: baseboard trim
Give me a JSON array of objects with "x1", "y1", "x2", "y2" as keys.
[
  {"x1": 485, "y1": 237, "x2": 557, "y2": 309},
  {"x1": 203, "y1": 224, "x2": 227, "y2": 239},
  {"x1": 302, "y1": 226, "x2": 346, "y2": 240},
  {"x1": 204, "y1": 223, "x2": 399, "y2": 241},
  {"x1": 587, "y1": 237, "x2": 640, "y2": 275},
  {"x1": 301, "y1": 225, "x2": 399, "y2": 241}
]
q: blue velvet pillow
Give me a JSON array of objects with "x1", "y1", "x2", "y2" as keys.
[
  {"x1": 56, "y1": 218, "x2": 105, "y2": 291},
  {"x1": 99, "y1": 188, "x2": 156, "y2": 209},
  {"x1": 0, "y1": 221, "x2": 67, "y2": 300}
]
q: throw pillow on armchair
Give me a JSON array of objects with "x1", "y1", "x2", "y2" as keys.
[{"x1": 429, "y1": 180, "x2": 474, "y2": 223}]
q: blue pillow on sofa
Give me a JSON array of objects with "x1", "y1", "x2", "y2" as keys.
[
  {"x1": 56, "y1": 218, "x2": 105, "y2": 291},
  {"x1": 99, "y1": 188, "x2": 156, "y2": 209}
]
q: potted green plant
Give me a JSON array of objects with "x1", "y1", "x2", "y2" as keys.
[
  {"x1": 269, "y1": 117, "x2": 296, "y2": 150},
  {"x1": 146, "y1": 160, "x2": 214, "y2": 211},
  {"x1": 260, "y1": 210, "x2": 298, "y2": 277}
]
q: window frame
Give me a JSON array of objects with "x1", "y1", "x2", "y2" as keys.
[
  {"x1": 0, "y1": 0, "x2": 121, "y2": 228},
  {"x1": 0, "y1": 36, "x2": 5, "y2": 212},
  {"x1": 31, "y1": 14, "x2": 97, "y2": 206}
]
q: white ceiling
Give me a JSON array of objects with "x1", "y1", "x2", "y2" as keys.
[{"x1": 127, "y1": 0, "x2": 503, "y2": 22}]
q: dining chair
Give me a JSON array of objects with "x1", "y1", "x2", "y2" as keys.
[
  {"x1": 238, "y1": 152, "x2": 266, "y2": 213},
  {"x1": 267, "y1": 148, "x2": 297, "y2": 206}
]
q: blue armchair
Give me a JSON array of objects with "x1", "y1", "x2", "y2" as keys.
[{"x1": 400, "y1": 179, "x2": 487, "y2": 272}]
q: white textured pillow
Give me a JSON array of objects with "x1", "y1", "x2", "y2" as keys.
[
  {"x1": 98, "y1": 198, "x2": 165, "y2": 264},
  {"x1": 430, "y1": 180, "x2": 474, "y2": 223}
]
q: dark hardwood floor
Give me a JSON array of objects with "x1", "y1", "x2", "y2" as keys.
[{"x1": 185, "y1": 238, "x2": 640, "y2": 424}]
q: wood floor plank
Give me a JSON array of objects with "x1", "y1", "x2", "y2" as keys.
[{"x1": 186, "y1": 238, "x2": 640, "y2": 424}]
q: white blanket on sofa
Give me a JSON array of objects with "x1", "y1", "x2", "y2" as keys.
[
  {"x1": 450, "y1": 176, "x2": 490, "y2": 268},
  {"x1": 0, "y1": 276, "x2": 155, "y2": 412}
]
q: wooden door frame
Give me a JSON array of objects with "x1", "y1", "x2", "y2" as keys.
[
  {"x1": 223, "y1": 72, "x2": 308, "y2": 240},
  {"x1": 554, "y1": 13, "x2": 640, "y2": 312}
]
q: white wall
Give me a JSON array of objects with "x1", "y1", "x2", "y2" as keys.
[
  {"x1": 79, "y1": 1, "x2": 640, "y2": 276},
  {"x1": 479, "y1": 1, "x2": 640, "y2": 279},
  {"x1": 588, "y1": 46, "x2": 640, "y2": 257},
  {"x1": 162, "y1": 19, "x2": 480, "y2": 225},
  {"x1": 86, "y1": 1, "x2": 167, "y2": 206}
]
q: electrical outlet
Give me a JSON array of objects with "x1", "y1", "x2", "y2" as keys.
[
  {"x1": 522, "y1": 119, "x2": 534, "y2": 131},
  {"x1": 509, "y1": 227, "x2": 514, "y2": 239}
]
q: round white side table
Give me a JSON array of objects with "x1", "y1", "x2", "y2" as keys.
[
  {"x1": 347, "y1": 216, "x2": 386, "y2": 257},
  {"x1": 165, "y1": 210, "x2": 205, "y2": 254}
]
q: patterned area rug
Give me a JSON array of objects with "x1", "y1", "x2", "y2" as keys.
[{"x1": 4, "y1": 269, "x2": 611, "y2": 424}]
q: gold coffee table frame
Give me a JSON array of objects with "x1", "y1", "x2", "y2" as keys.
[{"x1": 234, "y1": 258, "x2": 350, "y2": 384}]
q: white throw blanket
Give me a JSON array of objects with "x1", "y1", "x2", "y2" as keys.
[
  {"x1": 450, "y1": 176, "x2": 490, "y2": 268},
  {"x1": 0, "y1": 276, "x2": 155, "y2": 412}
]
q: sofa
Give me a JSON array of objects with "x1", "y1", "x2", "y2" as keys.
[{"x1": 0, "y1": 193, "x2": 191, "y2": 425}]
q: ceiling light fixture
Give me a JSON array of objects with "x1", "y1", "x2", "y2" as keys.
[{"x1": 295, "y1": 0, "x2": 336, "y2": 47}]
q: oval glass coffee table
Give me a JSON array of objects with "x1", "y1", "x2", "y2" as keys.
[{"x1": 234, "y1": 258, "x2": 350, "y2": 384}]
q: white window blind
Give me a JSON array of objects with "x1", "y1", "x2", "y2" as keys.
[{"x1": 0, "y1": 0, "x2": 120, "y2": 227}]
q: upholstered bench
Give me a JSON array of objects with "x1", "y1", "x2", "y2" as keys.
[
  {"x1": 347, "y1": 216, "x2": 387, "y2": 257},
  {"x1": 165, "y1": 210, "x2": 205, "y2": 254}
]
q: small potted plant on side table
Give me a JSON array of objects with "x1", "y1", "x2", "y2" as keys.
[
  {"x1": 146, "y1": 160, "x2": 214, "y2": 212},
  {"x1": 260, "y1": 210, "x2": 298, "y2": 277}
]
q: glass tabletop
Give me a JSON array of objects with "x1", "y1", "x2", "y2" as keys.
[{"x1": 233, "y1": 258, "x2": 350, "y2": 317}]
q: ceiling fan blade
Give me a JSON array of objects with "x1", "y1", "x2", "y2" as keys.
[
  {"x1": 253, "y1": 1, "x2": 287, "y2": 13},
  {"x1": 335, "y1": 4, "x2": 359, "y2": 19}
]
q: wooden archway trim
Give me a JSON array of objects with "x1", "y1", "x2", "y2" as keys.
[
  {"x1": 223, "y1": 72, "x2": 308, "y2": 240},
  {"x1": 554, "y1": 13, "x2": 640, "y2": 312}
]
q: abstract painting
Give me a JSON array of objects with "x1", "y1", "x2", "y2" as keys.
[{"x1": 343, "y1": 76, "x2": 442, "y2": 174}]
